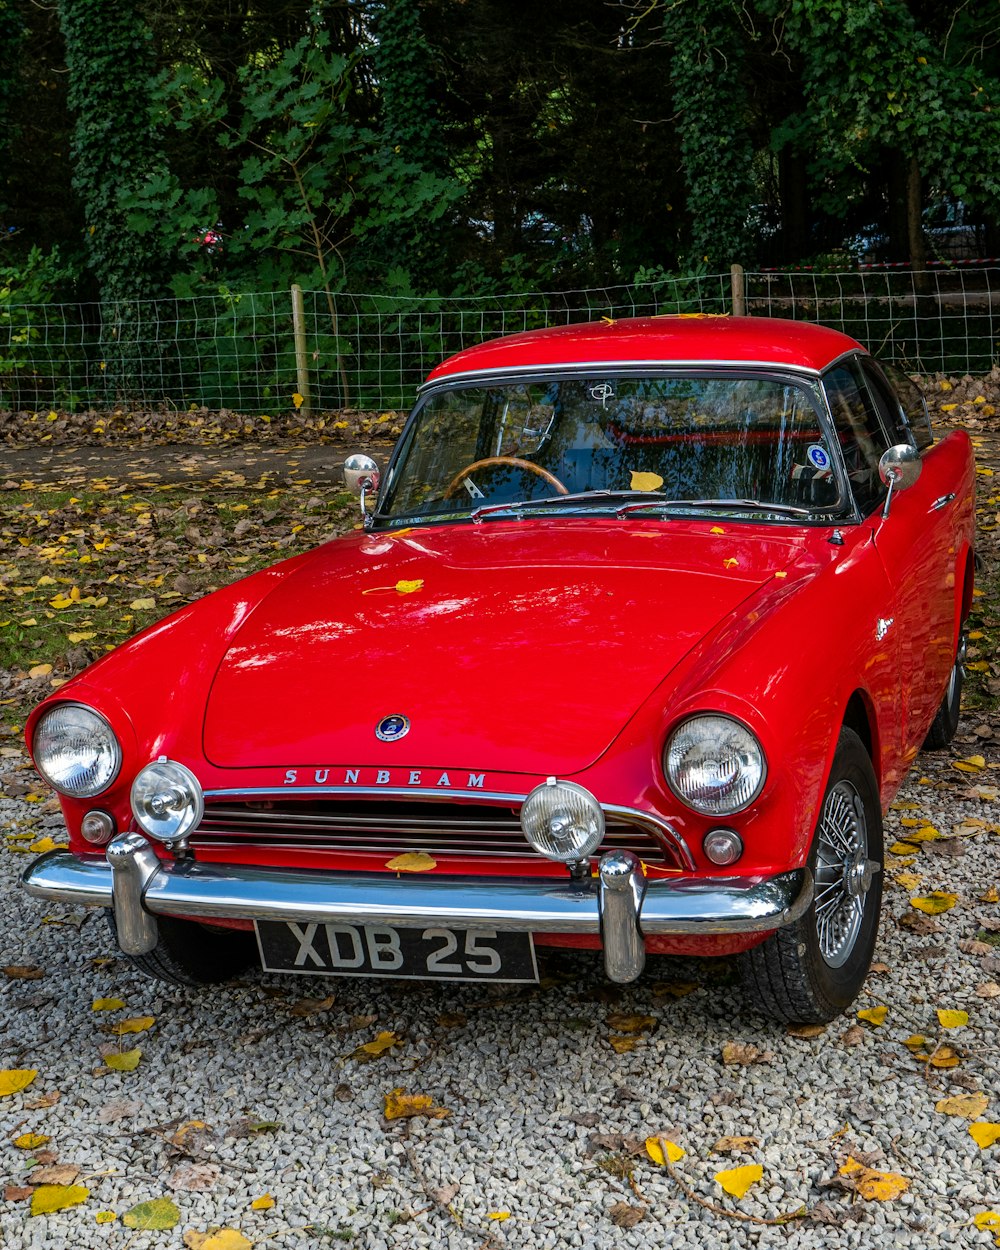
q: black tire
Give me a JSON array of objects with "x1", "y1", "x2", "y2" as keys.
[
  {"x1": 923, "y1": 635, "x2": 965, "y2": 750},
  {"x1": 739, "y1": 728, "x2": 883, "y2": 1025},
  {"x1": 106, "y1": 910, "x2": 257, "y2": 988}
]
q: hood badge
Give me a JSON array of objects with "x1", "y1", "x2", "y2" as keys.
[{"x1": 375, "y1": 714, "x2": 411, "y2": 742}]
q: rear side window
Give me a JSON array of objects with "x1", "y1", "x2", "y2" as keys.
[
  {"x1": 822, "y1": 359, "x2": 893, "y2": 515},
  {"x1": 877, "y1": 362, "x2": 934, "y2": 451}
]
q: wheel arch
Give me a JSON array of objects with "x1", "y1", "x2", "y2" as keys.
[{"x1": 841, "y1": 689, "x2": 880, "y2": 785}]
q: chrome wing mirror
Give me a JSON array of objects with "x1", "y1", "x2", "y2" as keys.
[
  {"x1": 344, "y1": 453, "x2": 380, "y2": 527},
  {"x1": 878, "y1": 444, "x2": 921, "y2": 519}
]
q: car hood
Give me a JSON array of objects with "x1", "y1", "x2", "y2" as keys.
[{"x1": 203, "y1": 520, "x2": 809, "y2": 775}]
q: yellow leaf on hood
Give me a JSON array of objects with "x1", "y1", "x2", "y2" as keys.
[
  {"x1": 969, "y1": 1123, "x2": 1000, "y2": 1149},
  {"x1": 936, "y1": 1092, "x2": 989, "y2": 1118},
  {"x1": 386, "y1": 852, "x2": 436, "y2": 873},
  {"x1": 629, "y1": 471, "x2": 664, "y2": 492},
  {"x1": 714, "y1": 1164, "x2": 763, "y2": 1199},
  {"x1": 394, "y1": 579, "x2": 424, "y2": 594},
  {"x1": 645, "y1": 1136, "x2": 685, "y2": 1165},
  {"x1": 937, "y1": 1009, "x2": 969, "y2": 1029},
  {"x1": 30, "y1": 1184, "x2": 89, "y2": 1216},
  {"x1": 0, "y1": 1068, "x2": 37, "y2": 1097}
]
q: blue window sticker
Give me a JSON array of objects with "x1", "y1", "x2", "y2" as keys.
[{"x1": 807, "y1": 444, "x2": 831, "y2": 471}]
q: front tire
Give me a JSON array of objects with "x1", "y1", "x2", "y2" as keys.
[
  {"x1": 106, "y1": 910, "x2": 257, "y2": 988},
  {"x1": 923, "y1": 634, "x2": 965, "y2": 750},
  {"x1": 739, "y1": 728, "x2": 883, "y2": 1024}
]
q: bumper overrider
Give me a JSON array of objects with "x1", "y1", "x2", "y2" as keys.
[{"x1": 22, "y1": 833, "x2": 813, "y2": 983}]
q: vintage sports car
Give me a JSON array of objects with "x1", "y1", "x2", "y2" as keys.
[{"x1": 22, "y1": 316, "x2": 975, "y2": 1024}]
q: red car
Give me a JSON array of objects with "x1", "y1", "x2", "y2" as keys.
[{"x1": 22, "y1": 316, "x2": 975, "y2": 1024}]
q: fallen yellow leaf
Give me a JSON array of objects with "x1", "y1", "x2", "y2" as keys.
[
  {"x1": 969, "y1": 1123, "x2": 1000, "y2": 1149},
  {"x1": 645, "y1": 1136, "x2": 685, "y2": 1165},
  {"x1": 28, "y1": 663, "x2": 53, "y2": 678},
  {"x1": 30, "y1": 1184, "x2": 89, "y2": 1216},
  {"x1": 607, "y1": 1013, "x2": 656, "y2": 1034},
  {"x1": 839, "y1": 1157, "x2": 909, "y2": 1200},
  {"x1": 354, "y1": 1031, "x2": 401, "y2": 1058},
  {"x1": 894, "y1": 872, "x2": 922, "y2": 891},
  {"x1": 857, "y1": 1006, "x2": 888, "y2": 1026},
  {"x1": 250, "y1": 1195, "x2": 275, "y2": 1211},
  {"x1": 0, "y1": 1068, "x2": 37, "y2": 1097},
  {"x1": 92, "y1": 997, "x2": 125, "y2": 1011},
  {"x1": 129, "y1": 597, "x2": 156, "y2": 611},
  {"x1": 383, "y1": 1089, "x2": 450, "y2": 1121},
  {"x1": 385, "y1": 852, "x2": 436, "y2": 873},
  {"x1": 714, "y1": 1164, "x2": 763, "y2": 1199},
  {"x1": 111, "y1": 1016, "x2": 155, "y2": 1036},
  {"x1": 95, "y1": 1211, "x2": 117, "y2": 1223},
  {"x1": 67, "y1": 632, "x2": 96, "y2": 643},
  {"x1": 122, "y1": 1197, "x2": 180, "y2": 1229},
  {"x1": 189, "y1": 1231, "x2": 252, "y2": 1250},
  {"x1": 936, "y1": 1092, "x2": 989, "y2": 1118},
  {"x1": 487, "y1": 1212, "x2": 511, "y2": 1220},
  {"x1": 14, "y1": 1132, "x2": 50, "y2": 1149},
  {"x1": 104, "y1": 1048, "x2": 142, "y2": 1072},
  {"x1": 911, "y1": 892, "x2": 958, "y2": 914},
  {"x1": 974, "y1": 1211, "x2": 1000, "y2": 1233},
  {"x1": 937, "y1": 1008, "x2": 969, "y2": 1029}
]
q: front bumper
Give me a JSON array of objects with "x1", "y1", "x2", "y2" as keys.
[{"x1": 22, "y1": 835, "x2": 813, "y2": 984}]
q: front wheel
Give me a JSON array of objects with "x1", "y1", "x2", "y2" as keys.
[
  {"x1": 739, "y1": 728, "x2": 883, "y2": 1024},
  {"x1": 106, "y1": 910, "x2": 257, "y2": 988}
]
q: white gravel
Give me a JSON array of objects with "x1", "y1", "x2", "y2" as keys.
[{"x1": 2, "y1": 747, "x2": 1000, "y2": 1249}]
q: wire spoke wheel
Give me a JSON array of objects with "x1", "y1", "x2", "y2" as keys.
[{"x1": 813, "y1": 780, "x2": 871, "y2": 968}]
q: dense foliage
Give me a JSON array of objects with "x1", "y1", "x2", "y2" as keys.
[{"x1": 3, "y1": 0, "x2": 1000, "y2": 302}]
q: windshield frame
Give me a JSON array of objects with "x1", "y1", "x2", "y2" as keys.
[{"x1": 369, "y1": 365, "x2": 856, "y2": 531}]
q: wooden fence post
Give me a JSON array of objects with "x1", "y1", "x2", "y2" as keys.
[
  {"x1": 291, "y1": 283, "x2": 311, "y2": 417},
  {"x1": 730, "y1": 264, "x2": 746, "y2": 317}
]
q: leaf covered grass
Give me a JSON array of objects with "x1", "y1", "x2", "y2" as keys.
[{"x1": 0, "y1": 473, "x2": 358, "y2": 719}]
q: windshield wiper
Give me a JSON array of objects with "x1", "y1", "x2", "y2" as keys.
[
  {"x1": 470, "y1": 489, "x2": 666, "y2": 522},
  {"x1": 615, "y1": 497, "x2": 815, "y2": 519}
]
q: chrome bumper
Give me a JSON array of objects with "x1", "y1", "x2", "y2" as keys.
[{"x1": 22, "y1": 836, "x2": 813, "y2": 984}]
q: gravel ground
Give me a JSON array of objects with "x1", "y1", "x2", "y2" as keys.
[{"x1": 2, "y1": 744, "x2": 1000, "y2": 1250}]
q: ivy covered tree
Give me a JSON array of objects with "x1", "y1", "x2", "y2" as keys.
[{"x1": 58, "y1": 0, "x2": 172, "y2": 304}]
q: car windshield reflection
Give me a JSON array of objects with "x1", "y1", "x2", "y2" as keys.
[{"x1": 376, "y1": 373, "x2": 844, "y2": 526}]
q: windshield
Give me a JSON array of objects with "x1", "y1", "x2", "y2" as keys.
[{"x1": 377, "y1": 373, "x2": 842, "y2": 525}]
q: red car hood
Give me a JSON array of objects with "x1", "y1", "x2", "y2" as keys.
[{"x1": 203, "y1": 521, "x2": 806, "y2": 775}]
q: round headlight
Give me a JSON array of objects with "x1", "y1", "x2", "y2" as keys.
[
  {"x1": 520, "y1": 779, "x2": 605, "y2": 863},
  {"x1": 665, "y1": 715, "x2": 765, "y2": 816},
  {"x1": 32, "y1": 703, "x2": 121, "y2": 798},
  {"x1": 131, "y1": 759, "x2": 204, "y2": 844}
]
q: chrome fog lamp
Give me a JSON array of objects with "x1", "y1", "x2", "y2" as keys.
[
  {"x1": 130, "y1": 759, "x2": 204, "y2": 846},
  {"x1": 665, "y1": 715, "x2": 766, "y2": 816},
  {"x1": 32, "y1": 703, "x2": 121, "y2": 798},
  {"x1": 703, "y1": 828, "x2": 744, "y2": 866},
  {"x1": 520, "y1": 778, "x2": 605, "y2": 863}
]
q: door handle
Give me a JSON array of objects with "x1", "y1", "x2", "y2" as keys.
[{"x1": 929, "y1": 493, "x2": 956, "y2": 512}]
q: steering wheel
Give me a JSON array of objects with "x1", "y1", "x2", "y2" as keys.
[{"x1": 444, "y1": 456, "x2": 569, "y2": 499}]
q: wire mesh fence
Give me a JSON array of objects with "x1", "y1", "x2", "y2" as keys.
[{"x1": 2, "y1": 267, "x2": 999, "y2": 415}]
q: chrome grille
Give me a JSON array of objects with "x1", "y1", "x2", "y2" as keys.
[{"x1": 190, "y1": 797, "x2": 678, "y2": 865}]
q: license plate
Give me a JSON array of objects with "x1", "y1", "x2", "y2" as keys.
[{"x1": 255, "y1": 920, "x2": 538, "y2": 983}]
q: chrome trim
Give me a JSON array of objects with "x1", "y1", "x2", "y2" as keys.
[
  {"x1": 22, "y1": 845, "x2": 813, "y2": 938},
  {"x1": 106, "y1": 833, "x2": 160, "y2": 955},
  {"x1": 598, "y1": 851, "x2": 647, "y2": 982},
  {"x1": 200, "y1": 788, "x2": 695, "y2": 869},
  {"x1": 419, "y1": 359, "x2": 822, "y2": 392},
  {"x1": 930, "y1": 492, "x2": 956, "y2": 512}
]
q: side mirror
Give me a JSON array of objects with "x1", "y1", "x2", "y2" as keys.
[
  {"x1": 878, "y1": 444, "x2": 921, "y2": 518},
  {"x1": 344, "y1": 453, "x2": 380, "y2": 525}
]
